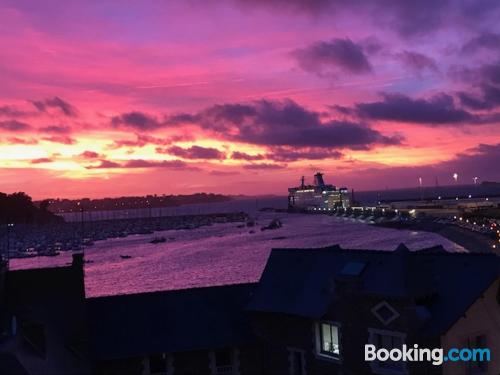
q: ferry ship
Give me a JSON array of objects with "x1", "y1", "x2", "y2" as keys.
[{"x1": 288, "y1": 173, "x2": 351, "y2": 210}]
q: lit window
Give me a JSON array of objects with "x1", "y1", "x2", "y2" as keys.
[{"x1": 316, "y1": 322, "x2": 341, "y2": 359}]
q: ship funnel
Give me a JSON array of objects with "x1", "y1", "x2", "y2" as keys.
[{"x1": 314, "y1": 172, "x2": 325, "y2": 187}]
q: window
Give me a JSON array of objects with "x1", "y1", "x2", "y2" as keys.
[
  {"x1": 142, "y1": 353, "x2": 172, "y2": 375},
  {"x1": 465, "y1": 334, "x2": 488, "y2": 374},
  {"x1": 209, "y1": 348, "x2": 238, "y2": 375},
  {"x1": 368, "y1": 329, "x2": 406, "y2": 374},
  {"x1": 315, "y1": 322, "x2": 341, "y2": 360}
]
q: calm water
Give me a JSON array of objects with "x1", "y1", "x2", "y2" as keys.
[{"x1": 12, "y1": 212, "x2": 463, "y2": 297}]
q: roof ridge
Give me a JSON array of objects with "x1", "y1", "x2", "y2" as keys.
[{"x1": 86, "y1": 281, "x2": 257, "y2": 300}]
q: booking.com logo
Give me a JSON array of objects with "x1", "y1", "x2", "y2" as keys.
[{"x1": 365, "y1": 344, "x2": 491, "y2": 366}]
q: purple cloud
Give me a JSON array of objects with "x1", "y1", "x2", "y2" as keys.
[
  {"x1": 356, "y1": 93, "x2": 476, "y2": 125},
  {"x1": 39, "y1": 125, "x2": 72, "y2": 134},
  {"x1": 461, "y1": 32, "x2": 500, "y2": 54},
  {"x1": 111, "y1": 111, "x2": 164, "y2": 130},
  {"x1": 398, "y1": 51, "x2": 437, "y2": 73},
  {"x1": 0, "y1": 120, "x2": 31, "y2": 131},
  {"x1": 171, "y1": 99, "x2": 401, "y2": 149},
  {"x1": 31, "y1": 97, "x2": 78, "y2": 117},
  {"x1": 159, "y1": 145, "x2": 226, "y2": 160},
  {"x1": 291, "y1": 38, "x2": 372, "y2": 75},
  {"x1": 42, "y1": 135, "x2": 77, "y2": 145},
  {"x1": 0, "y1": 105, "x2": 30, "y2": 117},
  {"x1": 86, "y1": 159, "x2": 195, "y2": 170},
  {"x1": 266, "y1": 147, "x2": 343, "y2": 162},
  {"x1": 231, "y1": 151, "x2": 265, "y2": 161},
  {"x1": 242, "y1": 163, "x2": 286, "y2": 170}
]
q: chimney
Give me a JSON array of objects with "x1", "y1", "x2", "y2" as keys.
[
  {"x1": 72, "y1": 252, "x2": 84, "y2": 269},
  {"x1": 314, "y1": 172, "x2": 325, "y2": 187}
]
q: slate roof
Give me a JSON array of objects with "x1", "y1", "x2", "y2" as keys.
[
  {"x1": 0, "y1": 353, "x2": 29, "y2": 375},
  {"x1": 86, "y1": 283, "x2": 256, "y2": 360},
  {"x1": 247, "y1": 244, "x2": 499, "y2": 336}
]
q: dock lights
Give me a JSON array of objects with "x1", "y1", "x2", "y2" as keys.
[
  {"x1": 468, "y1": 194, "x2": 472, "y2": 198},
  {"x1": 453, "y1": 216, "x2": 457, "y2": 219}
]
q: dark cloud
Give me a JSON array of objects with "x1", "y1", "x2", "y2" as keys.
[
  {"x1": 108, "y1": 134, "x2": 174, "y2": 149},
  {"x1": 39, "y1": 125, "x2": 71, "y2": 134},
  {"x1": 41, "y1": 135, "x2": 76, "y2": 145},
  {"x1": 0, "y1": 120, "x2": 31, "y2": 131},
  {"x1": 111, "y1": 111, "x2": 164, "y2": 130},
  {"x1": 461, "y1": 32, "x2": 500, "y2": 54},
  {"x1": 398, "y1": 51, "x2": 437, "y2": 73},
  {"x1": 266, "y1": 147, "x2": 343, "y2": 162},
  {"x1": 31, "y1": 97, "x2": 78, "y2": 117},
  {"x1": 231, "y1": 151, "x2": 265, "y2": 161},
  {"x1": 291, "y1": 38, "x2": 372, "y2": 75},
  {"x1": 457, "y1": 92, "x2": 493, "y2": 110},
  {"x1": 31, "y1": 158, "x2": 53, "y2": 164},
  {"x1": 0, "y1": 105, "x2": 29, "y2": 117},
  {"x1": 165, "y1": 113, "x2": 198, "y2": 125},
  {"x1": 170, "y1": 99, "x2": 401, "y2": 149},
  {"x1": 80, "y1": 151, "x2": 101, "y2": 159},
  {"x1": 458, "y1": 85, "x2": 500, "y2": 111},
  {"x1": 453, "y1": 62, "x2": 500, "y2": 111},
  {"x1": 158, "y1": 145, "x2": 226, "y2": 160},
  {"x1": 86, "y1": 159, "x2": 194, "y2": 170},
  {"x1": 242, "y1": 163, "x2": 286, "y2": 170},
  {"x1": 480, "y1": 63, "x2": 500, "y2": 85},
  {"x1": 233, "y1": 0, "x2": 452, "y2": 38},
  {"x1": 356, "y1": 93, "x2": 476, "y2": 125},
  {"x1": 231, "y1": 147, "x2": 343, "y2": 162}
]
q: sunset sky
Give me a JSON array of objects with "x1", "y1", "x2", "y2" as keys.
[{"x1": 1, "y1": 0, "x2": 500, "y2": 199}]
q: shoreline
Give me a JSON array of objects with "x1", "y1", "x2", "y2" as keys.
[{"x1": 375, "y1": 221, "x2": 497, "y2": 254}]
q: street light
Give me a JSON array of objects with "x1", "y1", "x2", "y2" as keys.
[{"x1": 6, "y1": 223, "x2": 14, "y2": 260}]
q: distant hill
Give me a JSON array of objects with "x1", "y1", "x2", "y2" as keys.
[
  {"x1": 0, "y1": 192, "x2": 64, "y2": 225},
  {"x1": 39, "y1": 193, "x2": 233, "y2": 213}
]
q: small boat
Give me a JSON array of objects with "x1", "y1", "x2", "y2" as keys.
[
  {"x1": 120, "y1": 255, "x2": 132, "y2": 259},
  {"x1": 150, "y1": 236, "x2": 166, "y2": 244}
]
